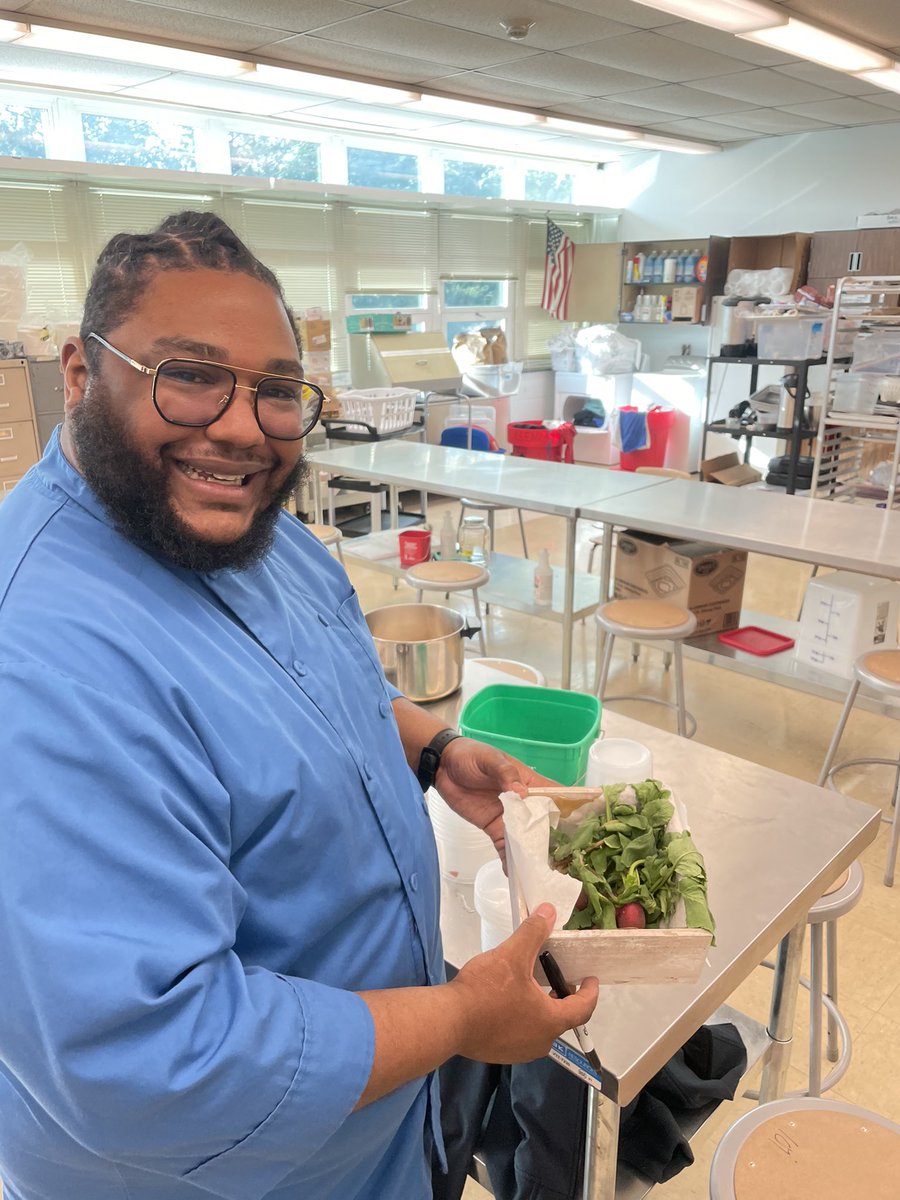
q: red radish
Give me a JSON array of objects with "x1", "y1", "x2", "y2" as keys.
[{"x1": 615, "y1": 902, "x2": 646, "y2": 929}]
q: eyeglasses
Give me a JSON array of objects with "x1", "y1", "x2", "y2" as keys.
[{"x1": 87, "y1": 332, "x2": 324, "y2": 441}]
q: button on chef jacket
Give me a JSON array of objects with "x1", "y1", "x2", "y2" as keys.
[{"x1": 0, "y1": 431, "x2": 444, "y2": 1200}]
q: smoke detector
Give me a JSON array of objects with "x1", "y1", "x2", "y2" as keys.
[{"x1": 500, "y1": 19, "x2": 535, "y2": 40}]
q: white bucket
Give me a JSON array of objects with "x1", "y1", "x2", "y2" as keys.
[
  {"x1": 474, "y1": 859, "x2": 515, "y2": 952},
  {"x1": 427, "y1": 788, "x2": 495, "y2": 883}
]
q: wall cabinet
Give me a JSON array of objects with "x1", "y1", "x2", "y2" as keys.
[
  {"x1": 807, "y1": 229, "x2": 900, "y2": 295},
  {"x1": 0, "y1": 358, "x2": 65, "y2": 495}
]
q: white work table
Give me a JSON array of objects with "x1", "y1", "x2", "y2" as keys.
[
  {"x1": 439, "y1": 709, "x2": 881, "y2": 1200},
  {"x1": 307, "y1": 442, "x2": 667, "y2": 686}
]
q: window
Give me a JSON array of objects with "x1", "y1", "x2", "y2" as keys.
[
  {"x1": 228, "y1": 132, "x2": 319, "y2": 182},
  {"x1": 346, "y1": 147, "x2": 418, "y2": 191},
  {"x1": 350, "y1": 293, "x2": 426, "y2": 311},
  {"x1": 81, "y1": 114, "x2": 196, "y2": 171},
  {"x1": 525, "y1": 169, "x2": 573, "y2": 205},
  {"x1": 443, "y1": 159, "x2": 502, "y2": 199},
  {"x1": 441, "y1": 280, "x2": 510, "y2": 350},
  {"x1": 0, "y1": 105, "x2": 46, "y2": 159},
  {"x1": 443, "y1": 281, "x2": 507, "y2": 309}
]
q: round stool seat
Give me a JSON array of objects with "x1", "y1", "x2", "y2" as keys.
[
  {"x1": 407, "y1": 561, "x2": 489, "y2": 589},
  {"x1": 809, "y1": 859, "x2": 864, "y2": 924},
  {"x1": 859, "y1": 648, "x2": 900, "y2": 688},
  {"x1": 306, "y1": 523, "x2": 342, "y2": 546},
  {"x1": 467, "y1": 657, "x2": 546, "y2": 686},
  {"x1": 598, "y1": 598, "x2": 697, "y2": 637}
]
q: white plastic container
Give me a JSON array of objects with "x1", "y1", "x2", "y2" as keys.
[
  {"x1": 474, "y1": 858, "x2": 514, "y2": 952},
  {"x1": 753, "y1": 316, "x2": 827, "y2": 361},
  {"x1": 832, "y1": 374, "x2": 879, "y2": 414},
  {"x1": 464, "y1": 361, "x2": 523, "y2": 396},
  {"x1": 427, "y1": 788, "x2": 495, "y2": 883},
  {"x1": 796, "y1": 570, "x2": 900, "y2": 678}
]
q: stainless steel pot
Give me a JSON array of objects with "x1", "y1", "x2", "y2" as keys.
[{"x1": 365, "y1": 603, "x2": 480, "y2": 702}]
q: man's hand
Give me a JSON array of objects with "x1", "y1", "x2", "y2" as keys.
[{"x1": 436, "y1": 736, "x2": 554, "y2": 860}]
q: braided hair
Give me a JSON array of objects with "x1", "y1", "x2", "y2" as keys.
[{"x1": 80, "y1": 211, "x2": 300, "y2": 367}]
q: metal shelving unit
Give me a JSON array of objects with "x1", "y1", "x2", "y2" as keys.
[{"x1": 811, "y1": 275, "x2": 900, "y2": 507}]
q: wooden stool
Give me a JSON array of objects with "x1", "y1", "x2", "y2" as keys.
[
  {"x1": 746, "y1": 862, "x2": 863, "y2": 1100},
  {"x1": 457, "y1": 499, "x2": 528, "y2": 557},
  {"x1": 709, "y1": 1097, "x2": 900, "y2": 1200},
  {"x1": 817, "y1": 649, "x2": 900, "y2": 886},
  {"x1": 305, "y1": 522, "x2": 344, "y2": 563},
  {"x1": 594, "y1": 598, "x2": 697, "y2": 737},
  {"x1": 405, "y1": 561, "x2": 489, "y2": 656}
]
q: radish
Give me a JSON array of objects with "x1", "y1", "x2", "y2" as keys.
[{"x1": 615, "y1": 902, "x2": 646, "y2": 929}]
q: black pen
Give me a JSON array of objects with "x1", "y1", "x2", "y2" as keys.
[{"x1": 539, "y1": 950, "x2": 602, "y2": 1076}]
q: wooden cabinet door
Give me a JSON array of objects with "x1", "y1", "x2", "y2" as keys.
[
  {"x1": 567, "y1": 242, "x2": 622, "y2": 324},
  {"x1": 808, "y1": 229, "x2": 900, "y2": 288}
]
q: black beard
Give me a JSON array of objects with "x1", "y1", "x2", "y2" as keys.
[{"x1": 69, "y1": 376, "x2": 309, "y2": 573}]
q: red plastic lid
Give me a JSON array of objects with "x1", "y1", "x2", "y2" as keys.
[{"x1": 718, "y1": 626, "x2": 795, "y2": 656}]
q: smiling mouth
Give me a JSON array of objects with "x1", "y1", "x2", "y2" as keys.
[{"x1": 176, "y1": 461, "x2": 258, "y2": 488}]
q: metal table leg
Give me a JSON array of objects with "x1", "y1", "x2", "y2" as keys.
[
  {"x1": 583, "y1": 1088, "x2": 619, "y2": 1200},
  {"x1": 561, "y1": 516, "x2": 577, "y2": 690},
  {"x1": 758, "y1": 921, "x2": 806, "y2": 1103}
]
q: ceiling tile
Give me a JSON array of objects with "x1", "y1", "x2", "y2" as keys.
[
  {"x1": 782, "y1": 0, "x2": 900, "y2": 48},
  {"x1": 0, "y1": 42, "x2": 169, "y2": 88},
  {"x1": 556, "y1": 0, "x2": 679, "y2": 29},
  {"x1": 1, "y1": 0, "x2": 30, "y2": 9},
  {"x1": 690, "y1": 68, "x2": 843, "y2": 106},
  {"x1": 279, "y1": 98, "x2": 452, "y2": 128},
  {"x1": 255, "y1": 34, "x2": 462, "y2": 82},
  {"x1": 22, "y1": 0, "x2": 292, "y2": 50},
  {"x1": 484, "y1": 52, "x2": 651, "y2": 95},
  {"x1": 291, "y1": 12, "x2": 535, "y2": 69},
  {"x1": 119, "y1": 74, "x2": 312, "y2": 113},
  {"x1": 542, "y1": 96, "x2": 676, "y2": 126},
  {"x1": 772, "y1": 62, "x2": 886, "y2": 97},
  {"x1": 657, "y1": 20, "x2": 798, "y2": 68},
  {"x1": 418, "y1": 71, "x2": 580, "y2": 108},
  {"x1": 389, "y1": 0, "x2": 635, "y2": 52},
  {"x1": 646, "y1": 116, "x2": 755, "y2": 140},
  {"x1": 83, "y1": 0, "x2": 373, "y2": 34},
  {"x1": 722, "y1": 107, "x2": 835, "y2": 133},
  {"x1": 783, "y1": 97, "x2": 900, "y2": 125},
  {"x1": 564, "y1": 30, "x2": 752, "y2": 83},
  {"x1": 612, "y1": 83, "x2": 758, "y2": 117},
  {"x1": 858, "y1": 89, "x2": 900, "y2": 112}
]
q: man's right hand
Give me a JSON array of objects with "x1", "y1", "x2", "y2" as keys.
[{"x1": 446, "y1": 903, "x2": 599, "y2": 1063}]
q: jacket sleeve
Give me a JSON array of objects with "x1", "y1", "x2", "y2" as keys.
[{"x1": 0, "y1": 661, "x2": 375, "y2": 1199}]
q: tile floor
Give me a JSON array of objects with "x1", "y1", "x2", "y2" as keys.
[{"x1": 344, "y1": 498, "x2": 900, "y2": 1200}]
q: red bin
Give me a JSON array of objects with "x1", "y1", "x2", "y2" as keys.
[
  {"x1": 618, "y1": 406, "x2": 675, "y2": 472},
  {"x1": 507, "y1": 421, "x2": 575, "y2": 463}
]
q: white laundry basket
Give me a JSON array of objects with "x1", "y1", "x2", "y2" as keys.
[{"x1": 338, "y1": 387, "x2": 418, "y2": 435}]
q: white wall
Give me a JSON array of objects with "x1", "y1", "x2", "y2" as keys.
[{"x1": 607, "y1": 120, "x2": 900, "y2": 240}]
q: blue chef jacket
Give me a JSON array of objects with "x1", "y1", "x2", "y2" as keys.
[{"x1": 0, "y1": 432, "x2": 444, "y2": 1199}]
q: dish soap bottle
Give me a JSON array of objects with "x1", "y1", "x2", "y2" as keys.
[
  {"x1": 439, "y1": 509, "x2": 457, "y2": 560},
  {"x1": 533, "y1": 548, "x2": 553, "y2": 607}
]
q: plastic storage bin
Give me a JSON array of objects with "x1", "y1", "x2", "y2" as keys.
[
  {"x1": 464, "y1": 361, "x2": 523, "y2": 396},
  {"x1": 618, "y1": 406, "x2": 675, "y2": 471},
  {"x1": 796, "y1": 570, "x2": 900, "y2": 678},
  {"x1": 850, "y1": 332, "x2": 900, "y2": 376},
  {"x1": 338, "y1": 387, "x2": 418, "y2": 434},
  {"x1": 753, "y1": 316, "x2": 826, "y2": 361},
  {"x1": 507, "y1": 421, "x2": 575, "y2": 463},
  {"x1": 459, "y1": 684, "x2": 600, "y2": 785},
  {"x1": 832, "y1": 374, "x2": 879, "y2": 414}
]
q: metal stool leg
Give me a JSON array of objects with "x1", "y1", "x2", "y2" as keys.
[
  {"x1": 631, "y1": 641, "x2": 640, "y2": 663},
  {"x1": 662, "y1": 649, "x2": 673, "y2": 671},
  {"x1": 471, "y1": 589, "x2": 487, "y2": 656},
  {"x1": 817, "y1": 679, "x2": 861, "y2": 786},
  {"x1": 335, "y1": 541, "x2": 345, "y2": 565},
  {"x1": 673, "y1": 639, "x2": 688, "y2": 738},
  {"x1": 886, "y1": 763, "x2": 900, "y2": 886},
  {"x1": 587, "y1": 541, "x2": 599, "y2": 573},
  {"x1": 596, "y1": 630, "x2": 617, "y2": 700},
  {"x1": 416, "y1": 588, "x2": 423, "y2": 603},
  {"x1": 516, "y1": 509, "x2": 528, "y2": 558},
  {"x1": 486, "y1": 508, "x2": 495, "y2": 552},
  {"x1": 826, "y1": 919, "x2": 839, "y2": 1062},
  {"x1": 808, "y1": 922, "x2": 824, "y2": 1097}
]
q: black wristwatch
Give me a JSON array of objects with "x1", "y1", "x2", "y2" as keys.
[{"x1": 416, "y1": 729, "x2": 462, "y2": 792}]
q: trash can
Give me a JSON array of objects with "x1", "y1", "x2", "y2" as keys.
[
  {"x1": 618, "y1": 405, "x2": 675, "y2": 471},
  {"x1": 507, "y1": 421, "x2": 576, "y2": 463}
]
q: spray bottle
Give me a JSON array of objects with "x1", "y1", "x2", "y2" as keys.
[{"x1": 533, "y1": 549, "x2": 553, "y2": 607}]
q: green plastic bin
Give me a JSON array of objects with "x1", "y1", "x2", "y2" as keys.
[{"x1": 460, "y1": 684, "x2": 600, "y2": 785}]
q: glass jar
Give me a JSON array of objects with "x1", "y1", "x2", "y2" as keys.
[{"x1": 458, "y1": 514, "x2": 489, "y2": 565}]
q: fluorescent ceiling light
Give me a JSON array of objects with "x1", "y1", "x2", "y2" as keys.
[
  {"x1": 251, "y1": 64, "x2": 417, "y2": 104},
  {"x1": 543, "y1": 116, "x2": 640, "y2": 141},
  {"x1": 0, "y1": 19, "x2": 30, "y2": 43},
  {"x1": 410, "y1": 95, "x2": 539, "y2": 126},
  {"x1": 741, "y1": 19, "x2": 891, "y2": 72},
  {"x1": 25, "y1": 25, "x2": 252, "y2": 76},
  {"x1": 627, "y1": 0, "x2": 785, "y2": 34},
  {"x1": 856, "y1": 64, "x2": 900, "y2": 95}
]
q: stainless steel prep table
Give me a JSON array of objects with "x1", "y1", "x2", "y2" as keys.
[
  {"x1": 306, "y1": 442, "x2": 668, "y2": 687},
  {"x1": 439, "y1": 710, "x2": 880, "y2": 1200}
]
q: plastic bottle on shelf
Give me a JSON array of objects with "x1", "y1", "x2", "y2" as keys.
[
  {"x1": 643, "y1": 251, "x2": 657, "y2": 285},
  {"x1": 653, "y1": 252, "x2": 665, "y2": 284},
  {"x1": 675, "y1": 250, "x2": 687, "y2": 283},
  {"x1": 625, "y1": 256, "x2": 634, "y2": 285},
  {"x1": 663, "y1": 250, "x2": 678, "y2": 283},
  {"x1": 633, "y1": 251, "x2": 646, "y2": 282},
  {"x1": 533, "y1": 549, "x2": 553, "y2": 607},
  {"x1": 439, "y1": 509, "x2": 457, "y2": 560},
  {"x1": 689, "y1": 249, "x2": 702, "y2": 281}
]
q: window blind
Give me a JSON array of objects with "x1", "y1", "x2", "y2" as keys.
[
  {"x1": 339, "y1": 206, "x2": 437, "y2": 294},
  {"x1": 85, "y1": 187, "x2": 218, "y2": 258},
  {"x1": 438, "y1": 212, "x2": 520, "y2": 280},
  {"x1": 0, "y1": 182, "x2": 84, "y2": 317}
]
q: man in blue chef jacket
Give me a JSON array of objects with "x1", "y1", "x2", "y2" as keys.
[{"x1": 0, "y1": 212, "x2": 597, "y2": 1200}]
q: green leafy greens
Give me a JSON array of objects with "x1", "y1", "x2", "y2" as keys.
[{"x1": 549, "y1": 780, "x2": 715, "y2": 942}]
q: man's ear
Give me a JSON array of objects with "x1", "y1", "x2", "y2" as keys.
[{"x1": 61, "y1": 337, "x2": 88, "y2": 414}]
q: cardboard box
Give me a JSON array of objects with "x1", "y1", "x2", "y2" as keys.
[
  {"x1": 671, "y1": 286, "x2": 702, "y2": 323},
  {"x1": 701, "y1": 452, "x2": 762, "y2": 487},
  {"x1": 614, "y1": 529, "x2": 747, "y2": 635},
  {"x1": 296, "y1": 318, "x2": 331, "y2": 352}
]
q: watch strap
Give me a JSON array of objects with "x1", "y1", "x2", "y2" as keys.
[{"x1": 416, "y1": 728, "x2": 462, "y2": 791}]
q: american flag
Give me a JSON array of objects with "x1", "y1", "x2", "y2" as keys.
[{"x1": 541, "y1": 219, "x2": 574, "y2": 321}]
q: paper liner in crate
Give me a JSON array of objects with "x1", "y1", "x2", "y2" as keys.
[{"x1": 500, "y1": 788, "x2": 712, "y2": 986}]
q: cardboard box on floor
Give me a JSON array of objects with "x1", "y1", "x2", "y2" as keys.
[
  {"x1": 701, "y1": 452, "x2": 762, "y2": 486},
  {"x1": 614, "y1": 530, "x2": 747, "y2": 635}
]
